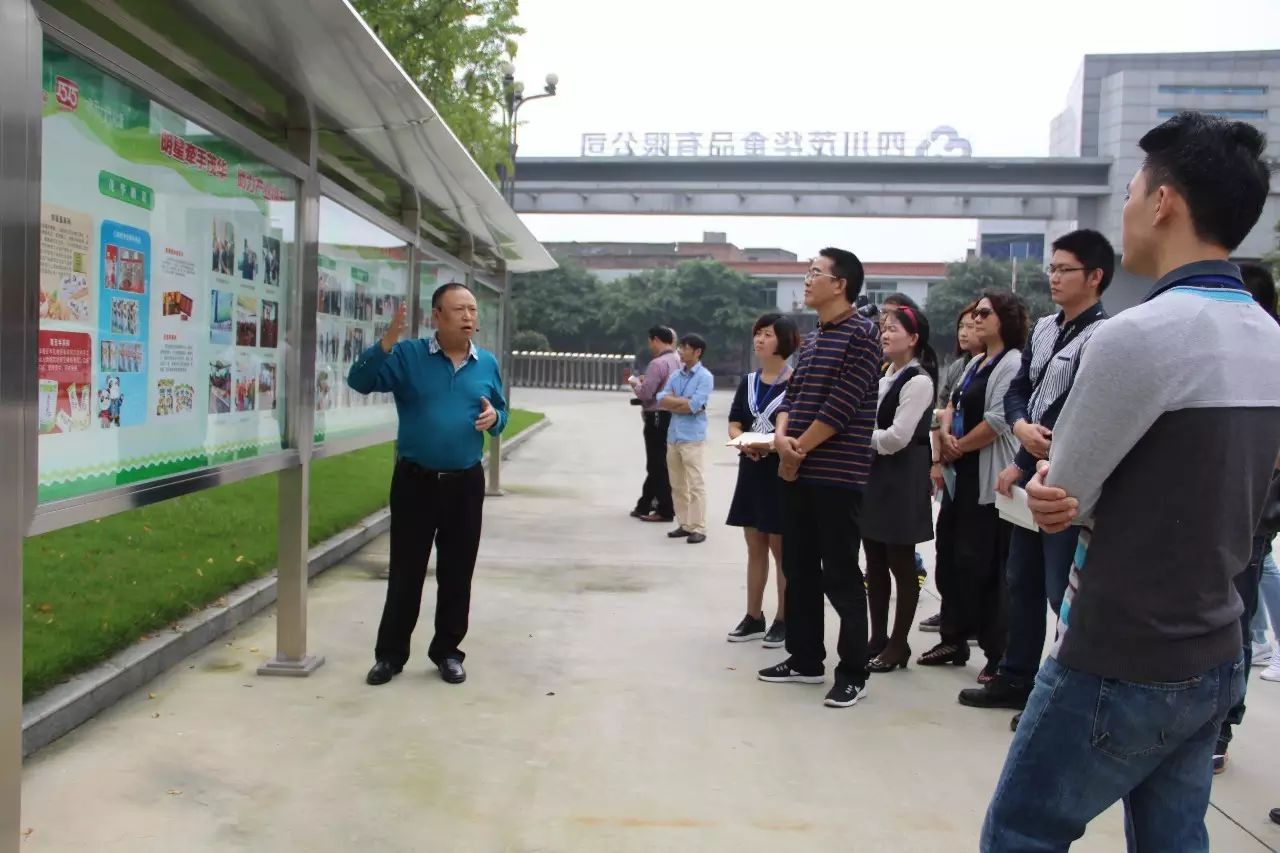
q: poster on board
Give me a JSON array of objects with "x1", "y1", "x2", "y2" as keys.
[{"x1": 37, "y1": 43, "x2": 295, "y2": 503}]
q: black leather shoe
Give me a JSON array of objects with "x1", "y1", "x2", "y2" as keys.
[
  {"x1": 686, "y1": 532, "x2": 707, "y2": 544},
  {"x1": 668, "y1": 527, "x2": 691, "y2": 538},
  {"x1": 438, "y1": 658, "x2": 466, "y2": 684},
  {"x1": 958, "y1": 676, "x2": 1032, "y2": 709},
  {"x1": 366, "y1": 660, "x2": 402, "y2": 686}
]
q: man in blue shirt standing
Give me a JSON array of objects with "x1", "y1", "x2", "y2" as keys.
[
  {"x1": 657, "y1": 333, "x2": 714, "y2": 545},
  {"x1": 348, "y1": 283, "x2": 508, "y2": 687}
]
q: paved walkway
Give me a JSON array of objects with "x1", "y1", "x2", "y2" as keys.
[{"x1": 21, "y1": 389, "x2": 1280, "y2": 851}]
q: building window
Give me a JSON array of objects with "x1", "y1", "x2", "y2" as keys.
[
  {"x1": 760, "y1": 279, "x2": 778, "y2": 308},
  {"x1": 1157, "y1": 108, "x2": 1268, "y2": 121},
  {"x1": 865, "y1": 281, "x2": 898, "y2": 306},
  {"x1": 1158, "y1": 84, "x2": 1268, "y2": 96}
]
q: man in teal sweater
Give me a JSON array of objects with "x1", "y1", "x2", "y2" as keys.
[{"x1": 349, "y1": 283, "x2": 507, "y2": 687}]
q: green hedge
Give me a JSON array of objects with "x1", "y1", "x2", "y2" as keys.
[{"x1": 22, "y1": 410, "x2": 543, "y2": 700}]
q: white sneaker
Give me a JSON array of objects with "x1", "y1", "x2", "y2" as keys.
[
  {"x1": 1261, "y1": 658, "x2": 1280, "y2": 682},
  {"x1": 1252, "y1": 641, "x2": 1275, "y2": 667}
]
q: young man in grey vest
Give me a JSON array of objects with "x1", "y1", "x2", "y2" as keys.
[{"x1": 984, "y1": 112, "x2": 1280, "y2": 851}]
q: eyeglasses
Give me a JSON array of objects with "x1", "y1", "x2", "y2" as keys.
[
  {"x1": 971, "y1": 307, "x2": 995, "y2": 319},
  {"x1": 805, "y1": 269, "x2": 840, "y2": 281},
  {"x1": 1046, "y1": 265, "x2": 1089, "y2": 277}
]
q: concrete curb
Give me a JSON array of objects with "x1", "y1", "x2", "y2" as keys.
[{"x1": 21, "y1": 416, "x2": 551, "y2": 757}]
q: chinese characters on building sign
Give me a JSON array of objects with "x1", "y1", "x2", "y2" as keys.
[{"x1": 580, "y1": 127, "x2": 973, "y2": 158}]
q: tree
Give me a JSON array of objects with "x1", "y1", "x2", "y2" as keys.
[
  {"x1": 510, "y1": 262, "x2": 608, "y2": 350},
  {"x1": 511, "y1": 330, "x2": 551, "y2": 352},
  {"x1": 511, "y1": 259, "x2": 767, "y2": 375},
  {"x1": 351, "y1": 0, "x2": 522, "y2": 178},
  {"x1": 926, "y1": 258, "x2": 1055, "y2": 353}
]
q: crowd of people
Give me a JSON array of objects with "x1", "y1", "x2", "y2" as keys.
[{"x1": 625, "y1": 111, "x2": 1280, "y2": 849}]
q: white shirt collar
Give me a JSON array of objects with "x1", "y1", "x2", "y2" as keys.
[{"x1": 427, "y1": 333, "x2": 479, "y2": 362}]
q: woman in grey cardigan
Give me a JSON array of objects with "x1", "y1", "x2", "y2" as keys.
[{"x1": 919, "y1": 291, "x2": 1026, "y2": 681}]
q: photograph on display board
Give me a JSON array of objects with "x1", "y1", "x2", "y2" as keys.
[
  {"x1": 154, "y1": 378, "x2": 195, "y2": 417},
  {"x1": 109, "y1": 297, "x2": 140, "y2": 336},
  {"x1": 318, "y1": 270, "x2": 342, "y2": 316},
  {"x1": 104, "y1": 243, "x2": 146, "y2": 294},
  {"x1": 315, "y1": 366, "x2": 334, "y2": 411},
  {"x1": 233, "y1": 355, "x2": 257, "y2": 412},
  {"x1": 235, "y1": 294, "x2": 259, "y2": 347},
  {"x1": 260, "y1": 299, "x2": 279, "y2": 349},
  {"x1": 211, "y1": 219, "x2": 235, "y2": 276},
  {"x1": 317, "y1": 318, "x2": 341, "y2": 365},
  {"x1": 376, "y1": 294, "x2": 403, "y2": 320},
  {"x1": 161, "y1": 290, "x2": 193, "y2": 320},
  {"x1": 344, "y1": 324, "x2": 366, "y2": 364},
  {"x1": 258, "y1": 362, "x2": 277, "y2": 411},
  {"x1": 42, "y1": 273, "x2": 92, "y2": 324},
  {"x1": 209, "y1": 289, "x2": 233, "y2": 345},
  {"x1": 98, "y1": 374, "x2": 126, "y2": 429},
  {"x1": 353, "y1": 285, "x2": 374, "y2": 322},
  {"x1": 262, "y1": 236, "x2": 281, "y2": 287},
  {"x1": 37, "y1": 331, "x2": 93, "y2": 434},
  {"x1": 208, "y1": 359, "x2": 232, "y2": 414},
  {"x1": 100, "y1": 340, "x2": 144, "y2": 374},
  {"x1": 239, "y1": 238, "x2": 258, "y2": 282}
]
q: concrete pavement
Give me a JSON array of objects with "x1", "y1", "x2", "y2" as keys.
[{"x1": 21, "y1": 388, "x2": 1280, "y2": 852}]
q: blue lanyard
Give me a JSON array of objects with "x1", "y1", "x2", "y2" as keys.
[
  {"x1": 753, "y1": 371, "x2": 786, "y2": 411},
  {"x1": 672, "y1": 367, "x2": 700, "y2": 400}
]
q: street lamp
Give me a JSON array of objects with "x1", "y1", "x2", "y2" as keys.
[
  {"x1": 497, "y1": 64, "x2": 559, "y2": 203},
  {"x1": 489, "y1": 63, "x2": 558, "y2": 495}
]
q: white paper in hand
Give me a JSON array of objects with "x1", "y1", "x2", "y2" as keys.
[
  {"x1": 726, "y1": 432, "x2": 775, "y2": 449},
  {"x1": 996, "y1": 485, "x2": 1039, "y2": 532}
]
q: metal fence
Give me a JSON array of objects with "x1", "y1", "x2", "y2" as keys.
[{"x1": 510, "y1": 351, "x2": 635, "y2": 390}]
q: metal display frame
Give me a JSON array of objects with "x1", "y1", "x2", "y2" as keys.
[{"x1": 2, "y1": 2, "x2": 545, "y2": 847}]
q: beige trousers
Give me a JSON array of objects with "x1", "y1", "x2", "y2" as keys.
[{"x1": 666, "y1": 441, "x2": 707, "y2": 534}]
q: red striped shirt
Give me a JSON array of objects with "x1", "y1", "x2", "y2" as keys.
[{"x1": 780, "y1": 311, "x2": 881, "y2": 489}]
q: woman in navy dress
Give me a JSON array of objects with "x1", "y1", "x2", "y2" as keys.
[{"x1": 725, "y1": 313, "x2": 800, "y2": 648}]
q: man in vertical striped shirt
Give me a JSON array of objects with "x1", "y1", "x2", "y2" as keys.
[{"x1": 758, "y1": 247, "x2": 882, "y2": 709}]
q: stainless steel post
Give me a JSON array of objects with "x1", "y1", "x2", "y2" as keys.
[
  {"x1": 260, "y1": 98, "x2": 323, "y2": 677},
  {"x1": 0, "y1": 2, "x2": 42, "y2": 843}
]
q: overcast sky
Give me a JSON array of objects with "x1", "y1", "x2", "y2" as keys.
[{"x1": 507, "y1": 0, "x2": 1280, "y2": 262}]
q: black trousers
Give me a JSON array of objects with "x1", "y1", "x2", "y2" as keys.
[
  {"x1": 375, "y1": 459, "x2": 485, "y2": 667},
  {"x1": 635, "y1": 410, "x2": 674, "y2": 517},
  {"x1": 781, "y1": 481, "x2": 868, "y2": 682},
  {"x1": 938, "y1": 476, "x2": 1011, "y2": 665}
]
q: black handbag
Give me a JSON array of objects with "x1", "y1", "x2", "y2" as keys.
[{"x1": 1259, "y1": 470, "x2": 1280, "y2": 537}]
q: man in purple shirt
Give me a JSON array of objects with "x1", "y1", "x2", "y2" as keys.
[{"x1": 628, "y1": 326, "x2": 681, "y2": 522}]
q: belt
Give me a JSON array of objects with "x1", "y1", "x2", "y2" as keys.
[{"x1": 397, "y1": 458, "x2": 477, "y2": 480}]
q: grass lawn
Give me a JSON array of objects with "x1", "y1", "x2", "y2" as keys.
[{"x1": 22, "y1": 409, "x2": 544, "y2": 701}]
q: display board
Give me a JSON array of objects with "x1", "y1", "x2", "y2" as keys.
[
  {"x1": 37, "y1": 42, "x2": 296, "y2": 503},
  {"x1": 313, "y1": 198, "x2": 410, "y2": 442}
]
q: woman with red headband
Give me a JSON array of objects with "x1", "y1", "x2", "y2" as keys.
[{"x1": 861, "y1": 304, "x2": 939, "y2": 672}]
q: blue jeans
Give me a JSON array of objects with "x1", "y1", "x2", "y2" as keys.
[
  {"x1": 997, "y1": 525, "x2": 1079, "y2": 684},
  {"x1": 983, "y1": 655, "x2": 1245, "y2": 852},
  {"x1": 1249, "y1": 548, "x2": 1279, "y2": 645}
]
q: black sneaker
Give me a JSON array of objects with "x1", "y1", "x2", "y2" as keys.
[
  {"x1": 918, "y1": 613, "x2": 941, "y2": 633},
  {"x1": 824, "y1": 675, "x2": 868, "y2": 708},
  {"x1": 667, "y1": 528, "x2": 691, "y2": 539},
  {"x1": 958, "y1": 676, "x2": 1032, "y2": 710},
  {"x1": 757, "y1": 660, "x2": 824, "y2": 684},
  {"x1": 727, "y1": 614, "x2": 767, "y2": 643},
  {"x1": 763, "y1": 620, "x2": 786, "y2": 649}
]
